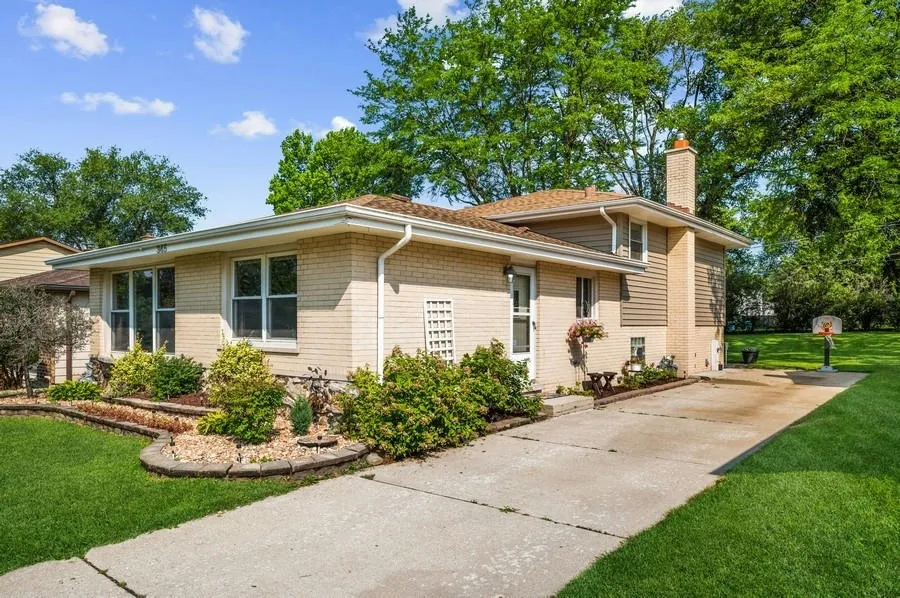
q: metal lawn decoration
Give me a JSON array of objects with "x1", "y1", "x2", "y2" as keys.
[{"x1": 812, "y1": 315, "x2": 842, "y2": 372}]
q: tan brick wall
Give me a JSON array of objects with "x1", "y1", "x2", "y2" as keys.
[
  {"x1": 174, "y1": 252, "x2": 224, "y2": 367},
  {"x1": 694, "y1": 325, "x2": 724, "y2": 372},
  {"x1": 89, "y1": 269, "x2": 105, "y2": 355},
  {"x1": 665, "y1": 147, "x2": 697, "y2": 214},
  {"x1": 0, "y1": 243, "x2": 72, "y2": 281},
  {"x1": 348, "y1": 237, "x2": 509, "y2": 371},
  {"x1": 666, "y1": 227, "x2": 698, "y2": 373}
]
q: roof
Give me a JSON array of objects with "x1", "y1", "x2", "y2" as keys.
[
  {"x1": 0, "y1": 236, "x2": 80, "y2": 254},
  {"x1": 0, "y1": 269, "x2": 89, "y2": 291},
  {"x1": 345, "y1": 194, "x2": 597, "y2": 252},
  {"x1": 458, "y1": 189, "x2": 633, "y2": 217}
]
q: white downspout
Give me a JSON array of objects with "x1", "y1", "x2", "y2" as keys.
[
  {"x1": 599, "y1": 206, "x2": 617, "y2": 254},
  {"x1": 377, "y1": 224, "x2": 413, "y2": 380}
]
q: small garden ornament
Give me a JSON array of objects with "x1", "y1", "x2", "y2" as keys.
[{"x1": 813, "y1": 315, "x2": 842, "y2": 372}]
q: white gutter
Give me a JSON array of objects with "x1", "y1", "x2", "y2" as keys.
[
  {"x1": 376, "y1": 224, "x2": 412, "y2": 380},
  {"x1": 598, "y1": 206, "x2": 617, "y2": 254}
]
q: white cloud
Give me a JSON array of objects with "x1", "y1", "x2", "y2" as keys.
[
  {"x1": 626, "y1": 0, "x2": 682, "y2": 17},
  {"x1": 60, "y1": 92, "x2": 175, "y2": 116},
  {"x1": 361, "y1": 0, "x2": 466, "y2": 41},
  {"x1": 329, "y1": 115, "x2": 355, "y2": 131},
  {"x1": 191, "y1": 7, "x2": 248, "y2": 64},
  {"x1": 217, "y1": 111, "x2": 277, "y2": 139},
  {"x1": 293, "y1": 115, "x2": 356, "y2": 139},
  {"x1": 19, "y1": 3, "x2": 110, "y2": 59}
]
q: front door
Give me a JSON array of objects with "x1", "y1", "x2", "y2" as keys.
[{"x1": 510, "y1": 268, "x2": 536, "y2": 380}]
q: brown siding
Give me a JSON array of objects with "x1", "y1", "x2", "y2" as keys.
[
  {"x1": 0, "y1": 243, "x2": 72, "y2": 281},
  {"x1": 621, "y1": 223, "x2": 667, "y2": 326},
  {"x1": 695, "y1": 239, "x2": 725, "y2": 326},
  {"x1": 526, "y1": 216, "x2": 614, "y2": 253}
]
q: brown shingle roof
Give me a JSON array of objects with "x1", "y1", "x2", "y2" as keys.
[
  {"x1": 1, "y1": 269, "x2": 89, "y2": 290},
  {"x1": 340, "y1": 194, "x2": 604, "y2": 252},
  {"x1": 457, "y1": 189, "x2": 632, "y2": 218}
]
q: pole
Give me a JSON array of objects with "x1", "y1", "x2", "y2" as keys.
[{"x1": 823, "y1": 335, "x2": 830, "y2": 368}]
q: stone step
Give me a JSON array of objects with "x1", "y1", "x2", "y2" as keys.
[{"x1": 541, "y1": 395, "x2": 593, "y2": 417}]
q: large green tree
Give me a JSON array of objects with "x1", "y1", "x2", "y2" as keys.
[
  {"x1": 266, "y1": 127, "x2": 421, "y2": 214},
  {"x1": 0, "y1": 147, "x2": 207, "y2": 249}
]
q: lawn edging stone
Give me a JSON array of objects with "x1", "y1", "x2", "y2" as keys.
[
  {"x1": 106, "y1": 395, "x2": 215, "y2": 416},
  {"x1": 0, "y1": 403, "x2": 370, "y2": 480},
  {"x1": 593, "y1": 377, "x2": 700, "y2": 408}
]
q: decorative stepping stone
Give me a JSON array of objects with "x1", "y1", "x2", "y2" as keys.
[{"x1": 297, "y1": 434, "x2": 339, "y2": 448}]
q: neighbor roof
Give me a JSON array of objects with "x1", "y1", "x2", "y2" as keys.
[
  {"x1": 458, "y1": 189, "x2": 633, "y2": 217},
  {"x1": 0, "y1": 236, "x2": 80, "y2": 253},
  {"x1": 0, "y1": 269, "x2": 89, "y2": 291}
]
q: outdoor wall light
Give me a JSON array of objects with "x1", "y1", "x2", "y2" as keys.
[{"x1": 503, "y1": 265, "x2": 516, "y2": 284}]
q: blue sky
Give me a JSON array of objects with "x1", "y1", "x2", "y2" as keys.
[{"x1": 1, "y1": 0, "x2": 674, "y2": 229}]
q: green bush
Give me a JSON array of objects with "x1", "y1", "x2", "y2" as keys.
[
  {"x1": 47, "y1": 380, "x2": 101, "y2": 402},
  {"x1": 207, "y1": 340, "x2": 273, "y2": 393},
  {"x1": 460, "y1": 340, "x2": 539, "y2": 418},
  {"x1": 109, "y1": 344, "x2": 166, "y2": 396},
  {"x1": 200, "y1": 382, "x2": 285, "y2": 444},
  {"x1": 290, "y1": 397, "x2": 313, "y2": 435},
  {"x1": 151, "y1": 355, "x2": 204, "y2": 400},
  {"x1": 338, "y1": 348, "x2": 488, "y2": 459},
  {"x1": 620, "y1": 361, "x2": 678, "y2": 390}
]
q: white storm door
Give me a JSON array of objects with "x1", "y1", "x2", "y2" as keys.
[{"x1": 510, "y1": 268, "x2": 536, "y2": 380}]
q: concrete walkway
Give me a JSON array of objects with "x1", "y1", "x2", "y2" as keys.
[{"x1": 1, "y1": 369, "x2": 865, "y2": 597}]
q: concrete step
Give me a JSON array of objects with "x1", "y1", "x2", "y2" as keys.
[{"x1": 541, "y1": 395, "x2": 593, "y2": 417}]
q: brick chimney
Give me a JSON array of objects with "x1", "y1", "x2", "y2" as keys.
[{"x1": 665, "y1": 133, "x2": 697, "y2": 214}]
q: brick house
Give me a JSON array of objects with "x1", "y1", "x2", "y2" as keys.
[{"x1": 49, "y1": 139, "x2": 749, "y2": 389}]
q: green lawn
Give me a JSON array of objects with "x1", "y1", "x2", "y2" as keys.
[
  {"x1": 0, "y1": 418, "x2": 294, "y2": 575},
  {"x1": 560, "y1": 331, "x2": 900, "y2": 597}
]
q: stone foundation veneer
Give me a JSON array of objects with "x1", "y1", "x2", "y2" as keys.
[{"x1": 0, "y1": 404, "x2": 368, "y2": 479}]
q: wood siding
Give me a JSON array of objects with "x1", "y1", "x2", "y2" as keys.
[
  {"x1": 526, "y1": 215, "x2": 614, "y2": 253},
  {"x1": 621, "y1": 223, "x2": 667, "y2": 325},
  {"x1": 0, "y1": 243, "x2": 72, "y2": 281},
  {"x1": 695, "y1": 239, "x2": 725, "y2": 326}
]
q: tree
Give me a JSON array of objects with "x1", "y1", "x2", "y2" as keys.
[
  {"x1": 266, "y1": 128, "x2": 421, "y2": 214},
  {"x1": 0, "y1": 147, "x2": 208, "y2": 249},
  {"x1": 0, "y1": 285, "x2": 92, "y2": 396}
]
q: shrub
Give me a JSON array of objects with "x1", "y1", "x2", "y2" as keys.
[
  {"x1": 620, "y1": 361, "x2": 678, "y2": 390},
  {"x1": 207, "y1": 340, "x2": 273, "y2": 393},
  {"x1": 47, "y1": 380, "x2": 101, "y2": 402},
  {"x1": 290, "y1": 396, "x2": 313, "y2": 435},
  {"x1": 197, "y1": 410, "x2": 228, "y2": 435},
  {"x1": 151, "y1": 355, "x2": 204, "y2": 400},
  {"x1": 338, "y1": 348, "x2": 488, "y2": 459},
  {"x1": 461, "y1": 340, "x2": 539, "y2": 418},
  {"x1": 109, "y1": 343, "x2": 166, "y2": 396},
  {"x1": 202, "y1": 382, "x2": 285, "y2": 444}
]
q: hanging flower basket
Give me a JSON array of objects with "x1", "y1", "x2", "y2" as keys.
[{"x1": 567, "y1": 319, "x2": 606, "y2": 344}]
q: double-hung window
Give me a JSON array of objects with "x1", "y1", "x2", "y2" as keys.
[
  {"x1": 629, "y1": 219, "x2": 648, "y2": 262},
  {"x1": 109, "y1": 267, "x2": 175, "y2": 353},
  {"x1": 232, "y1": 254, "x2": 297, "y2": 344},
  {"x1": 575, "y1": 277, "x2": 594, "y2": 319}
]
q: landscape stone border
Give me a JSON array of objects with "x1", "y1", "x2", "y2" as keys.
[
  {"x1": 105, "y1": 395, "x2": 215, "y2": 416},
  {"x1": 593, "y1": 377, "x2": 699, "y2": 407},
  {"x1": 0, "y1": 403, "x2": 369, "y2": 479}
]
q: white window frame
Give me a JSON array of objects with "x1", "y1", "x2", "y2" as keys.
[
  {"x1": 228, "y1": 251, "x2": 298, "y2": 351},
  {"x1": 630, "y1": 336, "x2": 646, "y2": 359},
  {"x1": 108, "y1": 265, "x2": 175, "y2": 355},
  {"x1": 575, "y1": 276, "x2": 595, "y2": 319},
  {"x1": 628, "y1": 217, "x2": 648, "y2": 263},
  {"x1": 423, "y1": 298, "x2": 455, "y2": 362}
]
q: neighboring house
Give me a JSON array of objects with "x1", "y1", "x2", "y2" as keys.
[
  {"x1": 48, "y1": 139, "x2": 750, "y2": 389},
  {"x1": 0, "y1": 238, "x2": 90, "y2": 382}
]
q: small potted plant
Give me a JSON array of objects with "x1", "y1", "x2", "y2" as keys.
[
  {"x1": 628, "y1": 356, "x2": 644, "y2": 372},
  {"x1": 741, "y1": 347, "x2": 759, "y2": 364}
]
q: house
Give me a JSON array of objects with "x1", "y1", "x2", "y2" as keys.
[
  {"x1": 0, "y1": 237, "x2": 90, "y2": 382},
  {"x1": 48, "y1": 138, "x2": 750, "y2": 390}
]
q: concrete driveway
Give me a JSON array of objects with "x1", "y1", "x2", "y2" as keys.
[{"x1": 1, "y1": 369, "x2": 865, "y2": 598}]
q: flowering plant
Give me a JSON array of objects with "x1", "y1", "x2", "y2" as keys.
[{"x1": 566, "y1": 319, "x2": 606, "y2": 343}]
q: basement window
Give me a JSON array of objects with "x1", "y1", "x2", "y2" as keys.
[
  {"x1": 631, "y1": 337, "x2": 646, "y2": 360},
  {"x1": 424, "y1": 299, "x2": 455, "y2": 362}
]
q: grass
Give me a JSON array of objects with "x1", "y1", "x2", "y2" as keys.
[
  {"x1": 0, "y1": 418, "x2": 294, "y2": 575},
  {"x1": 560, "y1": 331, "x2": 900, "y2": 597}
]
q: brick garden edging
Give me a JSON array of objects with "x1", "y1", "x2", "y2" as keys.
[
  {"x1": 593, "y1": 377, "x2": 700, "y2": 408},
  {"x1": 105, "y1": 395, "x2": 215, "y2": 416},
  {"x1": 0, "y1": 403, "x2": 369, "y2": 479}
]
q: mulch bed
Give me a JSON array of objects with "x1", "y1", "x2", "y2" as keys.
[{"x1": 165, "y1": 393, "x2": 210, "y2": 407}]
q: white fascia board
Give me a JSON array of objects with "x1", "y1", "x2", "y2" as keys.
[
  {"x1": 48, "y1": 204, "x2": 352, "y2": 269},
  {"x1": 344, "y1": 206, "x2": 646, "y2": 274},
  {"x1": 484, "y1": 198, "x2": 752, "y2": 249}
]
